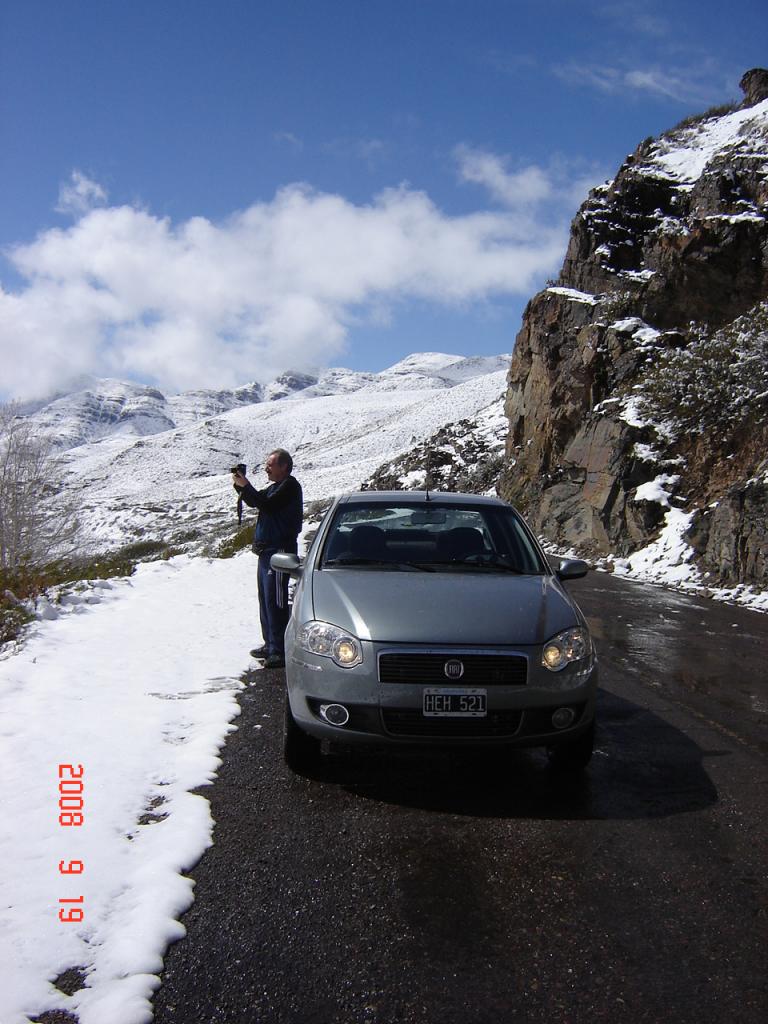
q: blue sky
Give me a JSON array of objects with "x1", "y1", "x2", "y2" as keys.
[{"x1": 1, "y1": 0, "x2": 765, "y2": 398}]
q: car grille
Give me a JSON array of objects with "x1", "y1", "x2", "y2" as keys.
[
  {"x1": 378, "y1": 652, "x2": 527, "y2": 686},
  {"x1": 382, "y1": 708, "x2": 523, "y2": 738}
]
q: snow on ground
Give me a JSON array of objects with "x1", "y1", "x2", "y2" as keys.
[{"x1": 0, "y1": 552, "x2": 259, "y2": 1024}]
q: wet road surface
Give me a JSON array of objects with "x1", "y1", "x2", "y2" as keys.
[{"x1": 152, "y1": 571, "x2": 768, "y2": 1024}]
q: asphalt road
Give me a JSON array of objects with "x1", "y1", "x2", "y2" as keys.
[{"x1": 151, "y1": 572, "x2": 768, "y2": 1024}]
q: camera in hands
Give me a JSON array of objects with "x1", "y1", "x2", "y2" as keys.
[{"x1": 230, "y1": 463, "x2": 247, "y2": 475}]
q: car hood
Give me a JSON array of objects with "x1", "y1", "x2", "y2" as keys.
[{"x1": 310, "y1": 569, "x2": 581, "y2": 646}]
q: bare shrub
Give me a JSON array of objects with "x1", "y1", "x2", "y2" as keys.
[{"x1": 0, "y1": 403, "x2": 80, "y2": 582}]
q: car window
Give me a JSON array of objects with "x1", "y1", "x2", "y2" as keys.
[{"x1": 320, "y1": 503, "x2": 547, "y2": 573}]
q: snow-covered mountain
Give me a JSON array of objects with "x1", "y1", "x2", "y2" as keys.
[
  {"x1": 29, "y1": 353, "x2": 509, "y2": 450},
  {"x1": 38, "y1": 353, "x2": 510, "y2": 557},
  {"x1": 26, "y1": 377, "x2": 266, "y2": 449}
]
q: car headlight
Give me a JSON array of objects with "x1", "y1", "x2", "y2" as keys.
[
  {"x1": 296, "y1": 621, "x2": 363, "y2": 668},
  {"x1": 542, "y1": 627, "x2": 591, "y2": 672}
]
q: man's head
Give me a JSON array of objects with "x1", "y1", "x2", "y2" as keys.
[{"x1": 265, "y1": 448, "x2": 293, "y2": 483}]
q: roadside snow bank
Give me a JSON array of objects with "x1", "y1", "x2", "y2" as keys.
[
  {"x1": 0, "y1": 553, "x2": 258, "y2": 1024},
  {"x1": 611, "y1": 508, "x2": 696, "y2": 584},
  {"x1": 602, "y1": 509, "x2": 768, "y2": 614}
]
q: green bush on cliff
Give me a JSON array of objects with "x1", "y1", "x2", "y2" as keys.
[{"x1": 637, "y1": 302, "x2": 768, "y2": 441}]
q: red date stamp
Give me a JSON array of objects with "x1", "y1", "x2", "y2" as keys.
[{"x1": 58, "y1": 764, "x2": 85, "y2": 922}]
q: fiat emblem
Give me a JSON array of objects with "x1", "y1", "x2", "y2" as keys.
[{"x1": 444, "y1": 659, "x2": 465, "y2": 680}]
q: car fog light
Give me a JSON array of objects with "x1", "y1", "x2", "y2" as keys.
[
  {"x1": 552, "y1": 707, "x2": 576, "y2": 730},
  {"x1": 320, "y1": 703, "x2": 350, "y2": 727}
]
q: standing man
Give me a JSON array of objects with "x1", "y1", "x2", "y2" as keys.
[{"x1": 232, "y1": 449, "x2": 303, "y2": 669}]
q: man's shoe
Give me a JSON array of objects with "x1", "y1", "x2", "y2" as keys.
[
  {"x1": 264, "y1": 654, "x2": 286, "y2": 669},
  {"x1": 250, "y1": 645, "x2": 269, "y2": 659}
]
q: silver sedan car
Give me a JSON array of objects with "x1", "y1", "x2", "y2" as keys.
[{"x1": 271, "y1": 491, "x2": 597, "y2": 773}]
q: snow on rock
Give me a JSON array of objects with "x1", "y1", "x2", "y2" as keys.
[
  {"x1": 545, "y1": 287, "x2": 598, "y2": 304},
  {"x1": 642, "y1": 98, "x2": 768, "y2": 187},
  {"x1": 633, "y1": 474, "x2": 680, "y2": 507},
  {"x1": 632, "y1": 443, "x2": 660, "y2": 463},
  {"x1": 618, "y1": 396, "x2": 649, "y2": 429},
  {"x1": 612, "y1": 508, "x2": 697, "y2": 584},
  {"x1": 609, "y1": 318, "x2": 661, "y2": 346}
]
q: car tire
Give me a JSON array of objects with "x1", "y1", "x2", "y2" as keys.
[
  {"x1": 283, "y1": 693, "x2": 322, "y2": 774},
  {"x1": 546, "y1": 719, "x2": 595, "y2": 771}
]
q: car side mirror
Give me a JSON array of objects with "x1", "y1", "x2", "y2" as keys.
[
  {"x1": 556, "y1": 558, "x2": 589, "y2": 581},
  {"x1": 270, "y1": 552, "x2": 303, "y2": 579}
]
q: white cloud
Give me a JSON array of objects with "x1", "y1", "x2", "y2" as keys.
[
  {"x1": 322, "y1": 136, "x2": 389, "y2": 168},
  {"x1": 553, "y1": 61, "x2": 724, "y2": 104},
  {"x1": 0, "y1": 171, "x2": 575, "y2": 399},
  {"x1": 55, "y1": 170, "x2": 109, "y2": 216},
  {"x1": 454, "y1": 145, "x2": 553, "y2": 208},
  {"x1": 623, "y1": 68, "x2": 697, "y2": 101},
  {"x1": 554, "y1": 63, "x2": 622, "y2": 94},
  {"x1": 455, "y1": 145, "x2": 605, "y2": 214},
  {"x1": 594, "y1": 2, "x2": 669, "y2": 38},
  {"x1": 274, "y1": 131, "x2": 304, "y2": 152}
]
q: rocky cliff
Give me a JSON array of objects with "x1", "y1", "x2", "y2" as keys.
[{"x1": 499, "y1": 70, "x2": 768, "y2": 591}]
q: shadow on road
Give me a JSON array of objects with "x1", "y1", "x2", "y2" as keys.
[{"x1": 299, "y1": 688, "x2": 719, "y2": 821}]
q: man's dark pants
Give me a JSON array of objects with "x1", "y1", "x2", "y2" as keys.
[{"x1": 257, "y1": 550, "x2": 290, "y2": 656}]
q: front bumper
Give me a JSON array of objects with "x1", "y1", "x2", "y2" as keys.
[{"x1": 285, "y1": 642, "x2": 598, "y2": 748}]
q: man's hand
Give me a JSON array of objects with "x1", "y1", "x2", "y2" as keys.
[{"x1": 232, "y1": 471, "x2": 248, "y2": 487}]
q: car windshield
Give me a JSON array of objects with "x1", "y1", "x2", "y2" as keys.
[{"x1": 320, "y1": 502, "x2": 547, "y2": 574}]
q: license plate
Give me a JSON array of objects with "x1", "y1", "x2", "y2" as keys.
[{"x1": 423, "y1": 688, "x2": 487, "y2": 717}]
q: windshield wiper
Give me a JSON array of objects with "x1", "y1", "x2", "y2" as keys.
[
  {"x1": 323, "y1": 557, "x2": 434, "y2": 572},
  {"x1": 428, "y1": 558, "x2": 534, "y2": 574}
]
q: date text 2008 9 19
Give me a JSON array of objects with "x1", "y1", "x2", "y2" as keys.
[{"x1": 58, "y1": 763, "x2": 85, "y2": 923}]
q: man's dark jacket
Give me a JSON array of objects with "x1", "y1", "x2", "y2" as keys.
[{"x1": 236, "y1": 475, "x2": 303, "y2": 553}]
